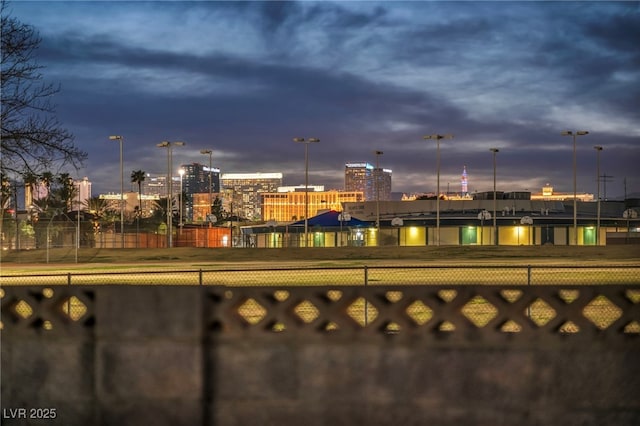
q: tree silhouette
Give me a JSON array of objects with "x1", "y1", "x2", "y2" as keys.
[
  {"x1": 84, "y1": 196, "x2": 116, "y2": 233},
  {"x1": 55, "y1": 172, "x2": 76, "y2": 211},
  {"x1": 1, "y1": 1, "x2": 86, "y2": 175},
  {"x1": 130, "y1": 170, "x2": 146, "y2": 217}
]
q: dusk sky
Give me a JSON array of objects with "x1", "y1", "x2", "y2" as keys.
[{"x1": 8, "y1": 1, "x2": 640, "y2": 199}]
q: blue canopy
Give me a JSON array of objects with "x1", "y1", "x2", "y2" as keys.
[{"x1": 290, "y1": 210, "x2": 369, "y2": 227}]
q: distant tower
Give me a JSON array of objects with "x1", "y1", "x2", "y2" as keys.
[{"x1": 461, "y1": 166, "x2": 468, "y2": 195}]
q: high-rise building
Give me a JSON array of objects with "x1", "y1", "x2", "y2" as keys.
[
  {"x1": 142, "y1": 174, "x2": 182, "y2": 197},
  {"x1": 221, "y1": 173, "x2": 283, "y2": 220},
  {"x1": 345, "y1": 163, "x2": 373, "y2": 200},
  {"x1": 345, "y1": 162, "x2": 392, "y2": 201},
  {"x1": 72, "y1": 177, "x2": 92, "y2": 211},
  {"x1": 137, "y1": 173, "x2": 180, "y2": 218},
  {"x1": 374, "y1": 167, "x2": 392, "y2": 201},
  {"x1": 142, "y1": 174, "x2": 168, "y2": 197},
  {"x1": 180, "y1": 163, "x2": 221, "y2": 221}
]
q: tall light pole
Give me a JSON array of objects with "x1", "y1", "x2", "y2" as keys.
[
  {"x1": 108, "y1": 135, "x2": 125, "y2": 248},
  {"x1": 594, "y1": 145, "x2": 603, "y2": 245},
  {"x1": 200, "y1": 149, "x2": 213, "y2": 248},
  {"x1": 423, "y1": 134, "x2": 453, "y2": 246},
  {"x1": 293, "y1": 137, "x2": 320, "y2": 247},
  {"x1": 157, "y1": 141, "x2": 185, "y2": 248},
  {"x1": 490, "y1": 148, "x2": 499, "y2": 245},
  {"x1": 200, "y1": 149, "x2": 213, "y2": 221},
  {"x1": 76, "y1": 178, "x2": 81, "y2": 263},
  {"x1": 374, "y1": 150, "x2": 383, "y2": 233},
  {"x1": 561, "y1": 130, "x2": 589, "y2": 245},
  {"x1": 179, "y1": 168, "x2": 185, "y2": 240}
]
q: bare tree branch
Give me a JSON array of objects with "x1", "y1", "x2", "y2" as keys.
[{"x1": 1, "y1": 0, "x2": 86, "y2": 177}]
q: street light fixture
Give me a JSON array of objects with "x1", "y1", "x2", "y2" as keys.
[
  {"x1": 374, "y1": 150, "x2": 383, "y2": 233},
  {"x1": 156, "y1": 140, "x2": 185, "y2": 248},
  {"x1": 594, "y1": 145, "x2": 603, "y2": 245},
  {"x1": 293, "y1": 137, "x2": 320, "y2": 247},
  {"x1": 490, "y1": 148, "x2": 499, "y2": 245},
  {"x1": 561, "y1": 130, "x2": 589, "y2": 245},
  {"x1": 423, "y1": 134, "x2": 454, "y2": 246},
  {"x1": 108, "y1": 135, "x2": 125, "y2": 248}
]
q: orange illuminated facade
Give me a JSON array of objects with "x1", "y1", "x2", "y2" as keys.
[
  {"x1": 262, "y1": 190, "x2": 364, "y2": 222},
  {"x1": 192, "y1": 192, "x2": 220, "y2": 222}
]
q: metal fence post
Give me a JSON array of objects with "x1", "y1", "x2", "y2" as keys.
[
  {"x1": 527, "y1": 265, "x2": 532, "y2": 318},
  {"x1": 199, "y1": 269, "x2": 203, "y2": 286},
  {"x1": 364, "y1": 265, "x2": 368, "y2": 287},
  {"x1": 364, "y1": 265, "x2": 369, "y2": 326},
  {"x1": 67, "y1": 272, "x2": 72, "y2": 319}
]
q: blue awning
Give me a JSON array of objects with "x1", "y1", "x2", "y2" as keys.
[{"x1": 290, "y1": 210, "x2": 369, "y2": 227}]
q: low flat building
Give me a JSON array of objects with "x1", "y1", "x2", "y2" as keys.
[{"x1": 341, "y1": 198, "x2": 634, "y2": 246}]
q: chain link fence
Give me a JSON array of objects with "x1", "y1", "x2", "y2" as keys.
[
  {"x1": 2, "y1": 265, "x2": 639, "y2": 286},
  {"x1": 1, "y1": 220, "x2": 234, "y2": 250}
]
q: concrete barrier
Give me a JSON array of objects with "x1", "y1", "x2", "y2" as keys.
[{"x1": 2, "y1": 285, "x2": 639, "y2": 425}]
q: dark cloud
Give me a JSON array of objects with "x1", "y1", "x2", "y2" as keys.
[
  {"x1": 302, "y1": 2, "x2": 389, "y2": 29},
  {"x1": 8, "y1": 1, "x2": 639, "y2": 198},
  {"x1": 257, "y1": 1, "x2": 300, "y2": 34},
  {"x1": 586, "y1": 7, "x2": 640, "y2": 54}
]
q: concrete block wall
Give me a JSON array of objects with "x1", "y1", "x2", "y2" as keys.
[
  {"x1": 209, "y1": 342, "x2": 640, "y2": 426},
  {"x1": 2, "y1": 285, "x2": 639, "y2": 425},
  {"x1": 94, "y1": 287, "x2": 203, "y2": 426}
]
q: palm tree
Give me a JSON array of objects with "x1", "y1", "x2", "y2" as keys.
[
  {"x1": 56, "y1": 172, "x2": 76, "y2": 212},
  {"x1": 130, "y1": 170, "x2": 146, "y2": 247},
  {"x1": 130, "y1": 170, "x2": 146, "y2": 217},
  {"x1": 85, "y1": 196, "x2": 110, "y2": 215},
  {"x1": 84, "y1": 196, "x2": 117, "y2": 247}
]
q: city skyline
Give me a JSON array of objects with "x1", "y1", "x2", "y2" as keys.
[{"x1": 7, "y1": 1, "x2": 639, "y2": 199}]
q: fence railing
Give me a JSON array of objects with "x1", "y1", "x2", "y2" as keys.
[{"x1": 1, "y1": 264, "x2": 639, "y2": 287}]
